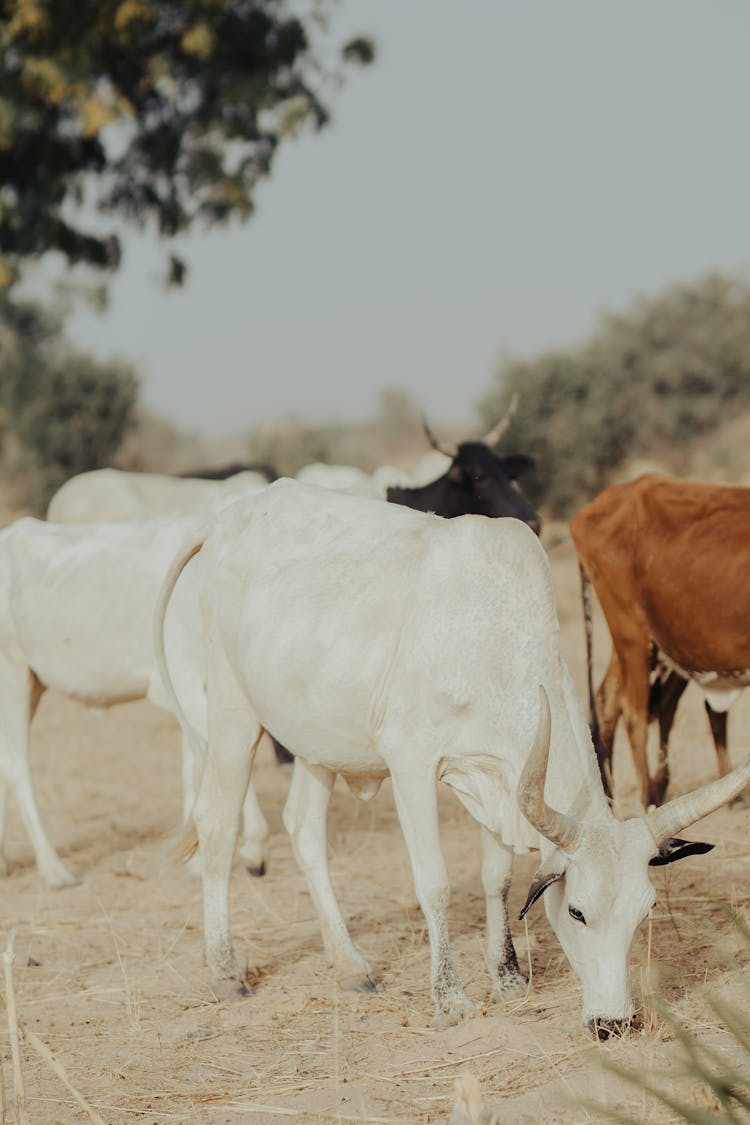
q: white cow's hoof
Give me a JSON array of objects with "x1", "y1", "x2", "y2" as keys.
[
  {"x1": 44, "y1": 865, "x2": 80, "y2": 890},
  {"x1": 491, "y1": 969, "x2": 529, "y2": 1001},
  {"x1": 238, "y1": 840, "x2": 269, "y2": 878},
  {"x1": 432, "y1": 994, "x2": 475, "y2": 1028},
  {"x1": 338, "y1": 970, "x2": 381, "y2": 993},
  {"x1": 210, "y1": 973, "x2": 254, "y2": 1002}
]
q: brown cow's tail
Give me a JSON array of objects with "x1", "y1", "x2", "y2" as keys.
[{"x1": 579, "y1": 562, "x2": 610, "y2": 797}]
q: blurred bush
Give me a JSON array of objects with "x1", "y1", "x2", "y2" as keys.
[
  {"x1": 246, "y1": 389, "x2": 425, "y2": 477},
  {"x1": 0, "y1": 294, "x2": 138, "y2": 512},
  {"x1": 479, "y1": 272, "x2": 750, "y2": 516}
]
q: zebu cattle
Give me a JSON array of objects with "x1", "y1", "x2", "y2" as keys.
[
  {"x1": 46, "y1": 467, "x2": 267, "y2": 523},
  {"x1": 46, "y1": 467, "x2": 277, "y2": 870},
  {"x1": 387, "y1": 412, "x2": 541, "y2": 533},
  {"x1": 264, "y1": 409, "x2": 541, "y2": 771},
  {"x1": 295, "y1": 462, "x2": 377, "y2": 494},
  {"x1": 154, "y1": 479, "x2": 748, "y2": 1034},
  {"x1": 0, "y1": 515, "x2": 270, "y2": 886},
  {"x1": 178, "y1": 461, "x2": 277, "y2": 482},
  {"x1": 570, "y1": 473, "x2": 750, "y2": 808}
]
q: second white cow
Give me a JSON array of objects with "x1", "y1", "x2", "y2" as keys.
[
  {"x1": 0, "y1": 515, "x2": 270, "y2": 887},
  {"x1": 47, "y1": 467, "x2": 267, "y2": 523}
]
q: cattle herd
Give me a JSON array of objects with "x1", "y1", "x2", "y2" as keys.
[{"x1": 2, "y1": 413, "x2": 749, "y2": 1053}]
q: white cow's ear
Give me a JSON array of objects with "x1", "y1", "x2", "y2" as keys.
[
  {"x1": 649, "y1": 837, "x2": 714, "y2": 867},
  {"x1": 519, "y1": 862, "x2": 565, "y2": 920}
]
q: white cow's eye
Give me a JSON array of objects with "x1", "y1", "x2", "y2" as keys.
[{"x1": 568, "y1": 906, "x2": 586, "y2": 924}]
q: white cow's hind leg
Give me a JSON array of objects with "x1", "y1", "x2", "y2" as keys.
[
  {"x1": 480, "y1": 828, "x2": 527, "y2": 999},
  {"x1": 179, "y1": 729, "x2": 205, "y2": 880},
  {"x1": 0, "y1": 780, "x2": 10, "y2": 876},
  {"x1": 179, "y1": 728, "x2": 200, "y2": 824},
  {"x1": 0, "y1": 664, "x2": 76, "y2": 888},
  {"x1": 238, "y1": 782, "x2": 270, "y2": 877},
  {"x1": 389, "y1": 765, "x2": 473, "y2": 1027},
  {"x1": 196, "y1": 678, "x2": 260, "y2": 996},
  {"x1": 282, "y1": 759, "x2": 377, "y2": 991}
]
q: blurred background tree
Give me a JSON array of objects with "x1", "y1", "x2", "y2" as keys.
[
  {"x1": 0, "y1": 0, "x2": 374, "y2": 288},
  {"x1": 479, "y1": 272, "x2": 750, "y2": 516},
  {"x1": 0, "y1": 292, "x2": 138, "y2": 510}
]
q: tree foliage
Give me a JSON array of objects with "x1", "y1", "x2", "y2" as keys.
[
  {"x1": 0, "y1": 0, "x2": 373, "y2": 286},
  {"x1": 0, "y1": 293, "x2": 138, "y2": 509},
  {"x1": 479, "y1": 273, "x2": 750, "y2": 516}
]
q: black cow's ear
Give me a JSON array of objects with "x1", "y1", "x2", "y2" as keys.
[
  {"x1": 519, "y1": 868, "x2": 564, "y2": 919},
  {"x1": 649, "y1": 837, "x2": 714, "y2": 867},
  {"x1": 501, "y1": 454, "x2": 535, "y2": 479}
]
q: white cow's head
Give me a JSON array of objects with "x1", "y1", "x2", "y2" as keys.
[{"x1": 518, "y1": 688, "x2": 749, "y2": 1038}]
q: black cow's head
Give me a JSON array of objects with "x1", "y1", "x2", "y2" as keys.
[{"x1": 386, "y1": 405, "x2": 541, "y2": 535}]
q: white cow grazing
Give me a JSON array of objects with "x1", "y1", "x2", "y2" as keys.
[
  {"x1": 155, "y1": 480, "x2": 750, "y2": 1033},
  {"x1": 0, "y1": 514, "x2": 270, "y2": 887},
  {"x1": 47, "y1": 467, "x2": 267, "y2": 523}
]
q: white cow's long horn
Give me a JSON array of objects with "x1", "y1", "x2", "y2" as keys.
[
  {"x1": 646, "y1": 757, "x2": 750, "y2": 846},
  {"x1": 517, "y1": 686, "x2": 582, "y2": 853},
  {"x1": 421, "y1": 414, "x2": 457, "y2": 458},
  {"x1": 481, "y1": 392, "x2": 519, "y2": 447}
]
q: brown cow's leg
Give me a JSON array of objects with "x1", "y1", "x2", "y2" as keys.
[
  {"x1": 705, "y1": 703, "x2": 729, "y2": 778},
  {"x1": 650, "y1": 672, "x2": 688, "y2": 806},
  {"x1": 707, "y1": 705, "x2": 744, "y2": 806},
  {"x1": 618, "y1": 645, "x2": 653, "y2": 809}
]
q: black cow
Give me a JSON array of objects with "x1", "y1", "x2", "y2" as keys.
[
  {"x1": 178, "y1": 461, "x2": 278, "y2": 482},
  {"x1": 387, "y1": 441, "x2": 539, "y2": 531}
]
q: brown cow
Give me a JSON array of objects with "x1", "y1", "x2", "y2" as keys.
[{"x1": 570, "y1": 473, "x2": 750, "y2": 808}]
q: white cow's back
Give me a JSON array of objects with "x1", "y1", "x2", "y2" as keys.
[
  {"x1": 47, "y1": 467, "x2": 267, "y2": 523},
  {"x1": 295, "y1": 463, "x2": 377, "y2": 496}
]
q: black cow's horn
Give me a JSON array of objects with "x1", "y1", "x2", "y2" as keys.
[
  {"x1": 421, "y1": 414, "x2": 457, "y2": 458},
  {"x1": 481, "y1": 392, "x2": 519, "y2": 447}
]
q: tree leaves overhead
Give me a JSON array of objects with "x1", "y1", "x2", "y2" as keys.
[{"x1": 0, "y1": 1, "x2": 374, "y2": 285}]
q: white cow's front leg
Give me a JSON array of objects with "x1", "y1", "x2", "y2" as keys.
[
  {"x1": 282, "y1": 759, "x2": 378, "y2": 991},
  {"x1": 480, "y1": 827, "x2": 527, "y2": 999},
  {"x1": 0, "y1": 661, "x2": 76, "y2": 888},
  {"x1": 389, "y1": 767, "x2": 472, "y2": 1026}
]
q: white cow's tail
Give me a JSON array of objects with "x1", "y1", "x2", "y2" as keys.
[
  {"x1": 153, "y1": 523, "x2": 211, "y2": 744},
  {"x1": 579, "y1": 562, "x2": 609, "y2": 798}
]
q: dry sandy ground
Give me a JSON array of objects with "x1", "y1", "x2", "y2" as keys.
[{"x1": 0, "y1": 526, "x2": 748, "y2": 1124}]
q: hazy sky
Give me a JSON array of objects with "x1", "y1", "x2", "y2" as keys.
[{"x1": 63, "y1": 0, "x2": 750, "y2": 436}]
